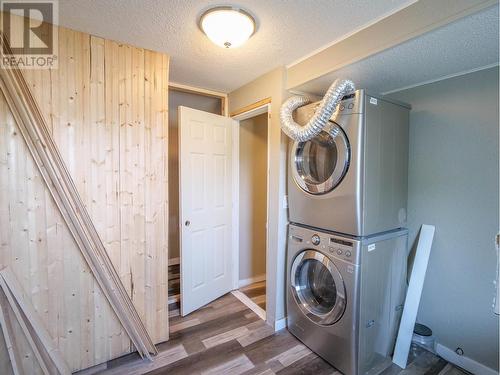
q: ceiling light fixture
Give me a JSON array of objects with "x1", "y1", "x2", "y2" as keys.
[{"x1": 199, "y1": 6, "x2": 256, "y2": 48}]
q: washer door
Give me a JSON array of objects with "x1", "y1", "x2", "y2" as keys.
[
  {"x1": 291, "y1": 122, "x2": 350, "y2": 195},
  {"x1": 290, "y1": 250, "x2": 346, "y2": 326}
]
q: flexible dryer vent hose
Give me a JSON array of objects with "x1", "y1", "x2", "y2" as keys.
[{"x1": 280, "y1": 79, "x2": 355, "y2": 142}]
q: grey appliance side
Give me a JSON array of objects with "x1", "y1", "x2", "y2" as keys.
[
  {"x1": 358, "y1": 230, "x2": 409, "y2": 375},
  {"x1": 362, "y1": 96, "x2": 410, "y2": 236}
]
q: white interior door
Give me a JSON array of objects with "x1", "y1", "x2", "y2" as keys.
[{"x1": 179, "y1": 106, "x2": 236, "y2": 315}]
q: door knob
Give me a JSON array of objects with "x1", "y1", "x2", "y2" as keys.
[{"x1": 185, "y1": 220, "x2": 191, "y2": 227}]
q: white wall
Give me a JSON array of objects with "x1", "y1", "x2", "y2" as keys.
[
  {"x1": 390, "y1": 67, "x2": 499, "y2": 371},
  {"x1": 239, "y1": 113, "x2": 268, "y2": 282},
  {"x1": 168, "y1": 90, "x2": 221, "y2": 259}
]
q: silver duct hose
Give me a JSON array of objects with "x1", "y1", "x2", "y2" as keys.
[{"x1": 280, "y1": 79, "x2": 355, "y2": 142}]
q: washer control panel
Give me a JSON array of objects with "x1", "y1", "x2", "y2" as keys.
[
  {"x1": 289, "y1": 225, "x2": 360, "y2": 265},
  {"x1": 327, "y1": 237, "x2": 357, "y2": 263},
  {"x1": 311, "y1": 234, "x2": 321, "y2": 245}
]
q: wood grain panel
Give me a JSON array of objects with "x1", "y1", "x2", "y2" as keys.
[
  {"x1": 0, "y1": 20, "x2": 169, "y2": 372},
  {"x1": 143, "y1": 49, "x2": 169, "y2": 344}
]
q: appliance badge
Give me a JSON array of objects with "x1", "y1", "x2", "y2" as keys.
[
  {"x1": 347, "y1": 265, "x2": 354, "y2": 274},
  {"x1": 369, "y1": 97, "x2": 378, "y2": 105},
  {"x1": 368, "y1": 244, "x2": 376, "y2": 252}
]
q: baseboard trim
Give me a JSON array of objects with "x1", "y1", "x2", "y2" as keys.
[
  {"x1": 274, "y1": 317, "x2": 287, "y2": 332},
  {"x1": 435, "y1": 343, "x2": 497, "y2": 375},
  {"x1": 168, "y1": 257, "x2": 180, "y2": 266},
  {"x1": 238, "y1": 274, "x2": 266, "y2": 288},
  {"x1": 231, "y1": 290, "x2": 266, "y2": 321}
]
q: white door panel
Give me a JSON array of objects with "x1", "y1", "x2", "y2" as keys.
[{"x1": 179, "y1": 106, "x2": 235, "y2": 316}]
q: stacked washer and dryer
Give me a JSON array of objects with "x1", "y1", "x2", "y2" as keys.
[{"x1": 286, "y1": 90, "x2": 410, "y2": 375}]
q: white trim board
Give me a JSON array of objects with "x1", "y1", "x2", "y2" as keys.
[
  {"x1": 435, "y1": 344, "x2": 498, "y2": 375},
  {"x1": 393, "y1": 224, "x2": 435, "y2": 369},
  {"x1": 274, "y1": 317, "x2": 287, "y2": 332},
  {"x1": 238, "y1": 274, "x2": 266, "y2": 288},
  {"x1": 231, "y1": 290, "x2": 266, "y2": 321}
]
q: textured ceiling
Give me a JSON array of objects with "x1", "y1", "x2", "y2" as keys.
[
  {"x1": 58, "y1": 0, "x2": 415, "y2": 92},
  {"x1": 294, "y1": 5, "x2": 500, "y2": 96}
]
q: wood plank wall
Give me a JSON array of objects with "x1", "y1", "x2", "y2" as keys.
[{"x1": 0, "y1": 24, "x2": 169, "y2": 372}]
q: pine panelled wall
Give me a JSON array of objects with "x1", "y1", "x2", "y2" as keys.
[{"x1": 0, "y1": 25, "x2": 169, "y2": 372}]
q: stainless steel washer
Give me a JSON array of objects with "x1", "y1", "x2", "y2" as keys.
[
  {"x1": 288, "y1": 90, "x2": 410, "y2": 236},
  {"x1": 286, "y1": 224, "x2": 408, "y2": 375}
]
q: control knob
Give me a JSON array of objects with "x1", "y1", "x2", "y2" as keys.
[{"x1": 311, "y1": 234, "x2": 321, "y2": 245}]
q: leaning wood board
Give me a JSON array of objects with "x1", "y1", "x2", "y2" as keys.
[
  {"x1": 0, "y1": 22, "x2": 169, "y2": 372},
  {"x1": 393, "y1": 224, "x2": 435, "y2": 368},
  {"x1": 0, "y1": 268, "x2": 71, "y2": 375}
]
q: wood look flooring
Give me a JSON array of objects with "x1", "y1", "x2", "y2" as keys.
[
  {"x1": 98, "y1": 293, "x2": 468, "y2": 375},
  {"x1": 239, "y1": 281, "x2": 266, "y2": 310},
  {"x1": 168, "y1": 264, "x2": 180, "y2": 318}
]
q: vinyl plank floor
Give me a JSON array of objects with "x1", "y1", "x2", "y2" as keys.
[
  {"x1": 100, "y1": 293, "x2": 468, "y2": 375},
  {"x1": 240, "y1": 281, "x2": 266, "y2": 310}
]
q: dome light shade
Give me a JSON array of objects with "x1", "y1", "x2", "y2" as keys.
[{"x1": 200, "y1": 7, "x2": 255, "y2": 48}]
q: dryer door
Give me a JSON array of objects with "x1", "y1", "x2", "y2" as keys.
[
  {"x1": 290, "y1": 250, "x2": 346, "y2": 326},
  {"x1": 291, "y1": 122, "x2": 350, "y2": 195}
]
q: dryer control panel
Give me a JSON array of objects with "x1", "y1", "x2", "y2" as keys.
[{"x1": 295, "y1": 91, "x2": 363, "y2": 128}]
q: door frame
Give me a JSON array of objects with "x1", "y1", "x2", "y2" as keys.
[
  {"x1": 169, "y1": 82, "x2": 229, "y2": 116},
  {"x1": 231, "y1": 103, "x2": 271, "y2": 321}
]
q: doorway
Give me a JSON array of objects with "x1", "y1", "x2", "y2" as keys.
[
  {"x1": 167, "y1": 85, "x2": 226, "y2": 319},
  {"x1": 172, "y1": 93, "x2": 272, "y2": 324},
  {"x1": 231, "y1": 106, "x2": 270, "y2": 321}
]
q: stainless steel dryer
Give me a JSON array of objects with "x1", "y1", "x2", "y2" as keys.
[
  {"x1": 288, "y1": 90, "x2": 410, "y2": 236},
  {"x1": 286, "y1": 223, "x2": 407, "y2": 375}
]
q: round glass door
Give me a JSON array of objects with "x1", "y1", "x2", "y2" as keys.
[
  {"x1": 290, "y1": 250, "x2": 346, "y2": 326},
  {"x1": 291, "y1": 122, "x2": 349, "y2": 195}
]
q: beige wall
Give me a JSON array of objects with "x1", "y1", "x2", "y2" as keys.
[
  {"x1": 389, "y1": 67, "x2": 499, "y2": 371},
  {"x1": 239, "y1": 113, "x2": 268, "y2": 281},
  {"x1": 168, "y1": 91, "x2": 221, "y2": 260},
  {"x1": 229, "y1": 67, "x2": 289, "y2": 325}
]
